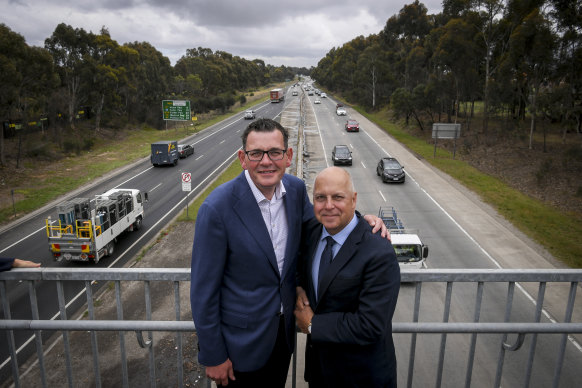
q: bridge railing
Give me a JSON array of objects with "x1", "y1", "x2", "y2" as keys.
[{"x1": 1, "y1": 268, "x2": 581, "y2": 388}]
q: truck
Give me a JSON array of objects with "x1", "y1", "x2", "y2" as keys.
[
  {"x1": 270, "y1": 88, "x2": 285, "y2": 103},
  {"x1": 46, "y1": 188, "x2": 147, "y2": 263},
  {"x1": 151, "y1": 140, "x2": 179, "y2": 166},
  {"x1": 378, "y1": 207, "x2": 429, "y2": 269}
]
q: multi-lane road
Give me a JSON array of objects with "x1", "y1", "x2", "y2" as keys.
[
  {"x1": 297, "y1": 87, "x2": 582, "y2": 387},
  {"x1": 1, "y1": 84, "x2": 581, "y2": 386},
  {"x1": 0, "y1": 99, "x2": 286, "y2": 381}
]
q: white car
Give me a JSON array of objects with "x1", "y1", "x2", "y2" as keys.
[
  {"x1": 314, "y1": 99, "x2": 321, "y2": 104},
  {"x1": 321, "y1": 93, "x2": 327, "y2": 98},
  {"x1": 336, "y1": 107, "x2": 347, "y2": 116},
  {"x1": 244, "y1": 110, "x2": 255, "y2": 119}
]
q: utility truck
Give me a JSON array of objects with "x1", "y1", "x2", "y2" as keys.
[
  {"x1": 378, "y1": 207, "x2": 428, "y2": 269},
  {"x1": 270, "y1": 88, "x2": 285, "y2": 103},
  {"x1": 46, "y1": 188, "x2": 147, "y2": 263},
  {"x1": 151, "y1": 140, "x2": 179, "y2": 166}
]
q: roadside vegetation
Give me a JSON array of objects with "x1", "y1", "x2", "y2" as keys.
[
  {"x1": 0, "y1": 89, "x2": 270, "y2": 224},
  {"x1": 360, "y1": 107, "x2": 582, "y2": 268}
]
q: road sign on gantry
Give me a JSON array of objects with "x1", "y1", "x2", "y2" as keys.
[{"x1": 163, "y1": 100, "x2": 191, "y2": 121}]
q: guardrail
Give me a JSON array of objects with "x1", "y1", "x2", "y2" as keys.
[{"x1": 1, "y1": 269, "x2": 581, "y2": 388}]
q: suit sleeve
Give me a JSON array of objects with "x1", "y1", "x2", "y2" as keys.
[
  {"x1": 0, "y1": 257, "x2": 15, "y2": 272},
  {"x1": 311, "y1": 241, "x2": 400, "y2": 345},
  {"x1": 190, "y1": 201, "x2": 229, "y2": 366}
]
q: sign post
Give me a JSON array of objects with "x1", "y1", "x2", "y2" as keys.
[
  {"x1": 182, "y1": 172, "x2": 192, "y2": 218},
  {"x1": 432, "y1": 123, "x2": 461, "y2": 159}
]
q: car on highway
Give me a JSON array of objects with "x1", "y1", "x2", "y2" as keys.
[
  {"x1": 314, "y1": 99, "x2": 321, "y2": 104},
  {"x1": 331, "y1": 145, "x2": 352, "y2": 166},
  {"x1": 321, "y1": 92, "x2": 327, "y2": 98},
  {"x1": 376, "y1": 157, "x2": 405, "y2": 183},
  {"x1": 244, "y1": 110, "x2": 255, "y2": 119},
  {"x1": 292, "y1": 91, "x2": 298, "y2": 96},
  {"x1": 177, "y1": 144, "x2": 194, "y2": 158},
  {"x1": 336, "y1": 106, "x2": 347, "y2": 116},
  {"x1": 345, "y1": 119, "x2": 359, "y2": 132}
]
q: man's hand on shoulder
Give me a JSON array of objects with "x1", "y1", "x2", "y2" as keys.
[
  {"x1": 206, "y1": 359, "x2": 235, "y2": 386},
  {"x1": 363, "y1": 214, "x2": 391, "y2": 241}
]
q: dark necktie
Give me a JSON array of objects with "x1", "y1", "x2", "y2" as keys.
[{"x1": 318, "y1": 236, "x2": 335, "y2": 298}]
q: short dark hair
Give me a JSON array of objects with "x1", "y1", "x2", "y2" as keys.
[{"x1": 242, "y1": 118, "x2": 289, "y2": 150}]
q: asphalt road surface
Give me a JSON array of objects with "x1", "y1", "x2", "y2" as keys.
[{"x1": 1, "y1": 85, "x2": 581, "y2": 387}]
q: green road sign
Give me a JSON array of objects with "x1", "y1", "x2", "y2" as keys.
[{"x1": 162, "y1": 100, "x2": 191, "y2": 121}]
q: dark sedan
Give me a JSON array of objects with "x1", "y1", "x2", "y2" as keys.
[
  {"x1": 331, "y1": 145, "x2": 353, "y2": 166},
  {"x1": 376, "y1": 157, "x2": 405, "y2": 183},
  {"x1": 177, "y1": 144, "x2": 194, "y2": 158}
]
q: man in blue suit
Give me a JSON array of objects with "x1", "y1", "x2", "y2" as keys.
[
  {"x1": 191, "y1": 119, "x2": 387, "y2": 387},
  {"x1": 295, "y1": 167, "x2": 400, "y2": 387}
]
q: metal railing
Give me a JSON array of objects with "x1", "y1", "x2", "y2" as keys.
[{"x1": 1, "y1": 268, "x2": 581, "y2": 388}]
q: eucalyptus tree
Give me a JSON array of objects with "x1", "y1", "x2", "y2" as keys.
[
  {"x1": 432, "y1": 17, "x2": 481, "y2": 123},
  {"x1": 505, "y1": 7, "x2": 556, "y2": 149},
  {"x1": 548, "y1": 0, "x2": 582, "y2": 137},
  {"x1": 124, "y1": 41, "x2": 172, "y2": 125},
  {"x1": 45, "y1": 23, "x2": 96, "y2": 129}
]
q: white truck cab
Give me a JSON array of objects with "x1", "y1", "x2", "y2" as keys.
[{"x1": 390, "y1": 231, "x2": 429, "y2": 269}]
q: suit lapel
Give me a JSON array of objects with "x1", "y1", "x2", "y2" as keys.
[
  {"x1": 317, "y1": 217, "x2": 367, "y2": 304},
  {"x1": 232, "y1": 173, "x2": 279, "y2": 276},
  {"x1": 308, "y1": 224, "x2": 323, "y2": 303}
]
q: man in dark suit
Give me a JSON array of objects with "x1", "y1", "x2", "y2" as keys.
[
  {"x1": 191, "y1": 119, "x2": 389, "y2": 387},
  {"x1": 191, "y1": 118, "x2": 312, "y2": 387},
  {"x1": 295, "y1": 167, "x2": 401, "y2": 388}
]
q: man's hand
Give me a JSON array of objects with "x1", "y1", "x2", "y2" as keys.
[
  {"x1": 296, "y1": 286, "x2": 309, "y2": 310},
  {"x1": 12, "y1": 259, "x2": 41, "y2": 268},
  {"x1": 363, "y1": 214, "x2": 391, "y2": 241},
  {"x1": 206, "y1": 359, "x2": 235, "y2": 386},
  {"x1": 294, "y1": 304, "x2": 314, "y2": 334}
]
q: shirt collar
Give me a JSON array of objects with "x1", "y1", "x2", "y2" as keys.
[
  {"x1": 321, "y1": 213, "x2": 358, "y2": 245},
  {"x1": 244, "y1": 170, "x2": 286, "y2": 203}
]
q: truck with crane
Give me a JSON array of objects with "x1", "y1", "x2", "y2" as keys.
[
  {"x1": 378, "y1": 206, "x2": 429, "y2": 269},
  {"x1": 46, "y1": 188, "x2": 147, "y2": 263}
]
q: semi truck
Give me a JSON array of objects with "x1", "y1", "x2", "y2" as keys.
[
  {"x1": 270, "y1": 88, "x2": 285, "y2": 103},
  {"x1": 46, "y1": 188, "x2": 147, "y2": 263},
  {"x1": 151, "y1": 140, "x2": 179, "y2": 166},
  {"x1": 378, "y1": 207, "x2": 429, "y2": 269}
]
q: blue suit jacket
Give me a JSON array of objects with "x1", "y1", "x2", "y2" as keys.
[
  {"x1": 300, "y1": 215, "x2": 401, "y2": 387},
  {"x1": 190, "y1": 172, "x2": 313, "y2": 371}
]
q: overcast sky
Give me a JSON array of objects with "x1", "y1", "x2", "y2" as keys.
[{"x1": 1, "y1": 0, "x2": 443, "y2": 68}]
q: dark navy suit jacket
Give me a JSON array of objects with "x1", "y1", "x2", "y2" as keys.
[
  {"x1": 190, "y1": 172, "x2": 313, "y2": 371},
  {"x1": 300, "y1": 215, "x2": 401, "y2": 387}
]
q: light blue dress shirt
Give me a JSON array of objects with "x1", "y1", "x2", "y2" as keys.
[{"x1": 312, "y1": 213, "x2": 358, "y2": 299}]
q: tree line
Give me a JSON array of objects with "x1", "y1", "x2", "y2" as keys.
[
  {"x1": 311, "y1": 0, "x2": 581, "y2": 148},
  {"x1": 0, "y1": 23, "x2": 308, "y2": 165}
]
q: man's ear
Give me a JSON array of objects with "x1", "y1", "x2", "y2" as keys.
[{"x1": 238, "y1": 149, "x2": 248, "y2": 170}]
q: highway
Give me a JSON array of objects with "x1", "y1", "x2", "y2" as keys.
[
  {"x1": 1, "y1": 83, "x2": 581, "y2": 386},
  {"x1": 0, "y1": 99, "x2": 285, "y2": 381},
  {"x1": 297, "y1": 86, "x2": 582, "y2": 387}
]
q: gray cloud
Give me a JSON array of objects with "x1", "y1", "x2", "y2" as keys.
[{"x1": 1, "y1": 0, "x2": 443, "y2": 68}]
